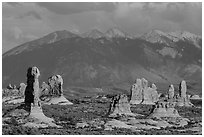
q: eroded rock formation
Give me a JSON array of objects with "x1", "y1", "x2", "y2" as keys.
[
  {"x1": 2, "y1": 67, "x2": 61, "y2": 128},
  {"x1": 148, "y1": 100, "x2": 189, "y2": 127},
  {"x1": 168, "y1": 84, "x2": 175, "y2": 100},
  {"x1": 40, "y1": 82, "x2": 50, "y2": 96},
  {"x1": 191, "y1": 95, "x2": 201, "y2": 100},
  {"x1": 48, "y1": 75, "x2": 63, "y2": 96},
  {"x1": 130, "y1": 79, "x2": 143, "y2": 104},
  {"x1": 141, "y1": 78, "x2": 158, "y2": 104},
  {"x1": 41, "y1": 75, "x2": 73, "y2": 105},
  {"x1": 24, "y1": 67, "x2": 40, "y2": 111},
  {"x1": 19, "y1": 83, "x2": 27, "y2": 96},
  {"x1": 24, "y1": 66, "x2": 60, "y2": 128},
  {"x1": 108, "y1": 94, "x2": 136, "y2": 117},
  {"x1": 130, "y1": 78, "x2": 159, "y2": 105},
  {"x1": 176, "y1": 80, "x2": 193, "y2": 107},
  {"x1": 148, "y1": 101, "x2": 180, "y2": 118},
  {"x1": 150, "y1": 83, "x2": 159, "y2": 103}
]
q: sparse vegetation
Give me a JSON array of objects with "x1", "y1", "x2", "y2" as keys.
[{"x1": 2, "y1": 95, "x2": 202, "y2": 135}]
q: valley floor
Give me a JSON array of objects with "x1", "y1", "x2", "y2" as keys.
[{"x1": 2, "y1": 95, "x2": 202, "y2": 135}]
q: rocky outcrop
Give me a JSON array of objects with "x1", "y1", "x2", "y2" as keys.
[
  {"x1": 150, "y1": 83, "x2": 159, "y2": 103},
  {"x1": 176, "y1": 80, "x2": 193, "y2": 107},
  {"x1": 191, "y1": 95, "x2": 201, "y2": 100},
  {"x1": 19, "y1": 83, "x2": 26, "y2": 96},
  {"x1": 105, "y1": 99, "x2": 190, "y2": 131},
  {"x1": 24, "y1": 66, "x2": 60, "y2": 128},
  {"x1": 3, "y1": 67, "x2": 61, "y2": 128},
  {"x1": 168, "y1": 84, "x2": 174, "y2": 100},
  {"x1": 141, "y1": 78, "x2": 158, "y2": 104},
  {"x1": 2, "y1": 87, "x2": 24, "y2": 104},
  {"x1": 130, "y1": 78, "x2": 159, "y2": 105},
  {"x1": 2, "y1": 83, "x2": 26, "y2": 104},
  {"x1": 130, "y1": 79, "x2": 143, "y2": 104},
  {"x1": 148, "y1": 101, "x2": 180, "y2": 118},
  {"x1": 24, "y1": 67, "x2": 40, "y2": 111},
  {"x1": 7, "y1": 84, "x2": 13, "y2": 89},
  {"x1": 140, "y1": 78, "x2": 149, "y2": 104},
  {"x1": 107, "y1": 94, "x2": 136, "y2": 117},
  {"x1": 48, "y1": 75, "x2": 63, "y2": 96},
  {"x1": 41, "y1": 75, "x2": 73, "y2": 105},
  {"x1": 148, "y1": 100, "x2": 189, "y2": 127},
  {"x1": 180, "y1": 80, "x2": 187, "y2": 98},
  {"x1": 40, "y1": 82, "x2": 50, "y2": 96},
  {"x1": 43, "y1": 95, "x2": 73, "y2": 105}
]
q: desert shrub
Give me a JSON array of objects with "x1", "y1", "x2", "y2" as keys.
[
  {"x1": 69, "y1": 98, "x2": 80, "y2": 104},
  {"x1": 190, "y1": 99, "x2": 202, "y2": 107},
  {"x1": 2, "y1": 125, "x2": 40, "y2": 135}
]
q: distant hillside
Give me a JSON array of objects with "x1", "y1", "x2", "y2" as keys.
[{"x1": 2, "y1": 29, "x2": 202, "y2": 95}]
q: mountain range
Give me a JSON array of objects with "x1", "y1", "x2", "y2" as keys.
[{"x1": 2, "y1": 28, "x2": 202, "y2": 96}]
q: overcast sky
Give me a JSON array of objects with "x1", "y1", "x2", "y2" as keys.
[{"x1": 2, "y1": 2, "x2": 202, "y2": 53}]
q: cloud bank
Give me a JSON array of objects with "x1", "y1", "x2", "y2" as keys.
[{"x1": 2, "y1": 2, "x2": 202, "y2": 53}]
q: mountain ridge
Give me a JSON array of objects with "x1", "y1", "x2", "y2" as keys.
[
  {"x1": 2, "y1": 28, "x2": 202, "y2": 95},
  {"x1": 3, "y1": 28, "x2": 201, "y2": 58}
]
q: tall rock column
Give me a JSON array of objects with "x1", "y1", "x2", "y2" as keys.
[
  {"x1": 130, "y1": 79, "x2": 143, "y2": 104},
  {"x1": 141, "y1": 78, "x2": 148, "y2": 102},
  {"x1": 141, "y1": 78, "x2": 156, "y2": 105},
  {"x1": 151, "y1": 83, "x2": 159, "y2": 103},
  {"x1": 176, "y1": 80, "x2": 193, "y2": 107},
  {"x1": 32, "y1": 67, "x2": 41, "y2": 107},
  {"x1": 23, "y1": 67, "x2": 61, "y2": 128},
  {"x1": 24, "y1": 67, "x2": 40, "y2": 111},
  {"x1": 179, "y1": 80, "x2": 187, "y2": 98},
  {"x1": 168, "y1": 84, "x2": 175, "y2": 100},
  {"x1": 19, "y1": 83, "x2": 27, "y2": 96}
]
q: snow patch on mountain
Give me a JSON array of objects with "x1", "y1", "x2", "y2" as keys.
[
  {"x1": 48, "y1": 32, "x2": 58, "y2": 43},
  {"x1": 81, "y1": 29, "x2": 104, "y2": 39},
  {"x1": 140, "y1": 29, "x2": 201, "y2": 49},
  {"x1": 184, "y1": 64, "x2": 202, "y2": 74},
  {"x1": 158, "y1": 47, "x2": 179, "y2": 58},
  {"x1": 168, "y1": 31, "x2": 201, "y2": 49},
  {"x1": 105, "y1": 28, "x2": 129, "y2": 38},
  {"x1": 140, "y1": 29, "x2": 172, "y2": 45}
]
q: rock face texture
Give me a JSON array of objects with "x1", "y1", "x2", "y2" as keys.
[
  {"x1": 148, "y1": 101, "x2": 180, "y2": 118},
  {"x1": 176, "y1": 80, "x2": 193, "y2": 107},
  {"x1": 150, "y1": 83, "x2": 159, "y2": 103},
  {"x1": 24, "y1": 67, "x2": 40, "y2": 111},
  {"x1": 2, "y1": 83, "x2": 26, "y2": 105},
  {"x1": 148, "y1": 100, "x2": 190, "y2": 127},
  {"x1": 130, "y1": 78, "x2": 159, "y2": 105},
  {"x1": 108, "y1": 94, "x2": 136, "y2": 117},
  {"x1": 2, "y1": 67, "x2": 61, "y2": 128},
  {"x1": 40, "y1": 82, "x2": 50, "y2": 96},
  {"x1": 40, "y1": 75, "x2": 72, "y2": 105},
  {"x1": 168, "y1": 84, "x2": 175, "y2": 100},
  {"x1": 180, "y1": 80, "x2": 187, "y2": 98},
  {"x1": 141, "y1": 78, "x2": 148, "y2": 104},
  {"x1": 19, "y1": 83, "x2": 27, "y2": 96},
  {"x1": 24, "y1": 67, "x2": 60, "y2": 128},
  {"x1": 7, "y1": 84, "x2": 13, "y2": 89},
  {"x1": 130, "y1": 79, "x2": 143, "y2": 104},
  {"x1": 141, "y1": 78, "x2": 158, "y2": 104},
  {"x1": 48, "y1": 75, "x2": 63, "y2": 96},
  {"x1": 105, "y1": 98, "x2": 190, "y2": 131},
  {"x1": 191, "y1": 95, "x2": 201, "y2": 100}
]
